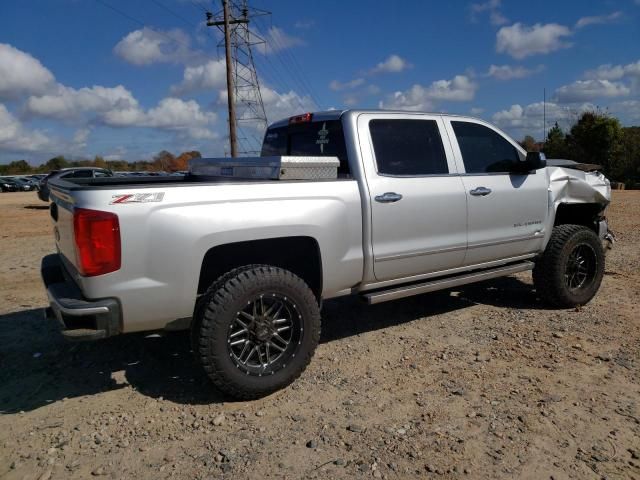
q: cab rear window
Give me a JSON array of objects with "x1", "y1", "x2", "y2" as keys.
[{"x1": 261, "y1": 120, "x2": 350, "y2": 175}]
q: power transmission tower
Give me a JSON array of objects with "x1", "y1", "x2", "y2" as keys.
[{"x1": 206, "y1": 0, "x2": 269, "y2": 156}]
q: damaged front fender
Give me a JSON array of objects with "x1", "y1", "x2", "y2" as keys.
[{"x1": 548, "y1": 166, "x2": 611, "y2": 209}]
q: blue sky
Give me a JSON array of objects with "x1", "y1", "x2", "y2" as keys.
[{"x1": 0, "y1": 0, "x2": 639, "y2": 164}]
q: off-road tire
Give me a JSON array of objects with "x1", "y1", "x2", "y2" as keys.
[
  {"x1": 533, "y1": 224, "x2": 604, "y2": 308},
  {"x1": 191, "y1": 264, "x2": 261, "y2": 358},
  {"x1": 195, "y1": 265, "x2": 321, "y2": 399}
]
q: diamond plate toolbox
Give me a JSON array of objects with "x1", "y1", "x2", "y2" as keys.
[{"x1": 189, "y1": 156, "x2": 340, "y2": 180}]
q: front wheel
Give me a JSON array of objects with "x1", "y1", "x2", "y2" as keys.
[
  {"x1": 533, "y1": 224, "x2": 605, "y2": 308},
  {"x1": 195, "y1": 265, "x2": 321, "y2": 399}
]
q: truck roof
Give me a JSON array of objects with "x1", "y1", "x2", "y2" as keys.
[{"x1": 267, "y1": 109, "x2": 484, "y2": 129}]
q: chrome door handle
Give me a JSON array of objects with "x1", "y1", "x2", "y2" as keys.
[
  {"x1": 470, "y1": 187, "x2": 492, "y2": 196},
  {"x1": 375, "y1": 192, "x2": 403, "y2": 203}
]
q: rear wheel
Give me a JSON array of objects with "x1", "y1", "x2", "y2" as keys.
[
  {"x1": 195, "y1": 265, "x2": 321, "y2": 399},
  {"x1": 533, "y1": 224, "x2": 605, "y2": 308}
]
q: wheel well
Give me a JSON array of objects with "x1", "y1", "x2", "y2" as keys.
[
  {"x1": 554, "y1": 203, "x2": 603, "y2": 232},
  {"x1": 197, "y1": 236, "x2": 323, "y2": 299}
]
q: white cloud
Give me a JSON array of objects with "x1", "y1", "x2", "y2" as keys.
[
  {"x1": 575, "y1": 11, "x2": 622, "y2": 29},
  {"x1": 470, "y1": 107, "x2": 484, "y2": 115},
  {"x1": 554, "y1": 79, "x2": 631, "y2": 103},
  {"x1": 490, "y1": 11, "x2": 509, "y2": 26},
  {"x1": 379, "y1": 75, "x2": 477, "y2": 111},
  {"x1": 0, "y1": 103, "x2": 56, "y2": 153},
  {"x1": 610, "y1": 100, "x2": 640, "y2": 122},
  {"x1": 496, "y1": 23, "x2": 572, "y2": 59},
  {"x1": 486, "y1": 64, "x2": 545, "y2": 80},
  {"x1": 25, "y1": 83, "x2": 218, "y2": 140},
  {"x1": 260, "y1": 27, "x2": 305, "y2": 54},
  {"x1": 585, "y1": 60, "x2": 640, "y2": 81},
  {"x1": 170, "y1": 59, "x2": 227, "y2": 95},
  {"x1": 25, "y1": 84, "x2": 141, "y2": 122},
  {"x1": 113, "y1": 28, "x2": 201, "y2": 66},
  {"x1": 470, "y1": 0, "x2": 508, "y2": 25},
  {"x1": 72, "y1": 128, "x2": 91, "y2": 150},
  {"x1": 370, "y1": 54, "x2": 412, "y2": 74},
  {"x1": 492, "y1": 104, "x2": 526, "y2": 126},
  {"x1": 492, "y1": 101, "x2": 596, "y2": 136},
  {"x1": 104, "y1": 97, "x2": 218, "y2": 140},
  {"x1": 145, "y1": 98, "x2": 214, "y2": 127},
  {"x1": 256, "y1": 86, "x2": 315, "y2": 123},
  {"x1": 329, "y1": 78, "x2": 365, "y2": 91},
  {"x1": 0, "y1": 43, "x2": 55, "y2": 100}
]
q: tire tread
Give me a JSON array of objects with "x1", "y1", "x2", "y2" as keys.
[
  {"x1": 533, "y1": 224, "x2": 604, "y2": 308},
  {"x1": 196, "y1": 265, "x2": 321, "y2": 400}
]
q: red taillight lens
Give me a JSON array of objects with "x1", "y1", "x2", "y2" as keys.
[{"x1": 73, "y1": 208, "x2": 121, "y2": 276}]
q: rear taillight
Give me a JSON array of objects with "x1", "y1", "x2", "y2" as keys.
[{"x1": 73, "y1": 208, "x2": 121, "y2": 276}]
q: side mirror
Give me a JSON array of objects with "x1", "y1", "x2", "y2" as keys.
[{"x1": 514, "y1": 151, "x2": 546, "y2": 172}]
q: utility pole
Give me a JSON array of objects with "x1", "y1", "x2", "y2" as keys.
[
  {"x1": 207, "y1": 0, "x2": 240, "y2": 157},
  {"x1": 206, "y1": 1, "x2": 269, "y2": 156}
]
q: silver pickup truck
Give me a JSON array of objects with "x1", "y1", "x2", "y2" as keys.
[{"x1": 41, "y1": 109, "x2": 613, "y2": 399}]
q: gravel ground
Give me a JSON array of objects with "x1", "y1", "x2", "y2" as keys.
[{"x1": 0, "y1": 191, "x2": 638, "y2": 480}]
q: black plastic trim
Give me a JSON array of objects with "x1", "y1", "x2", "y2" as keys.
[{"x1": 41, "y1": 254, "x2": 121, "y2": 341}]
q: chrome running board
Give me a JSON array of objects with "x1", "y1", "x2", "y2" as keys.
[{"x1": 363, "y1": 261, "x2": 534, "y2": 305}]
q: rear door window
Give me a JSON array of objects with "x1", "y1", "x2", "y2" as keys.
[{"x1": 369, "y1": 119, "x2": 449, "y2": 176}]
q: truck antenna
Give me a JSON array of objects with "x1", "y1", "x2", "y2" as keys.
[{"x1": 543, "y1": 87, "x2": 546, "y2": 143}]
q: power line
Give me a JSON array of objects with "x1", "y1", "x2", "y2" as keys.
[
  {"x1": 147, "y1": 0, "x2": 217, "y2": 42},
  {"x1": 149, "y1": 0, "x2": 199, "y2": 29},
  {"x1": 191, "y1": 0, "x2": 210, "y2": 13},
  {"x1": 95, "y1": 0, "x2": 193, "y2": 51},
  {"x1": 254, "y1": 14, "x2": 321, "y2": 108},
  {"x1": 252, "y1": 15, "x2": 322, "y2": 110}
]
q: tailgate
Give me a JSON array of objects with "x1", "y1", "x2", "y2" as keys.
[{"x1": 49, "y1": 187, "x2": 79, "y2": 271}]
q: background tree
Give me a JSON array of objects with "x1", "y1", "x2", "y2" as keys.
[
  {"x1": 566, "y1": 111, "x2": 623, "y2": 172},
  {"x1": 3, "y1": 160, "x2": 32, "y2": 174},
  {"x1": 614, "y1": 126, "x2": 640, "y2": 187},
  {"x1": 42, "y1": 155, "x2": 69, "y2": 172},
  {"x1": 171, "y1": 151, "x2": 202, "y2": 171},
  {"x1": 519, "y1": 135, "x2": 537, "y2": 152},
  {"x1": 92, "y1": 155, "x2": 107, "y2": 169},
  {"x1": 543, "y1": 122, "x2": 569, "y2": 159},
  {"x1": 152, "y1": 150, "x2": 175, "y2": 171}
]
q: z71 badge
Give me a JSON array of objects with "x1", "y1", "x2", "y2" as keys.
[{"x1": 110, "y1": 192, "x2": 165, "y2": 204}]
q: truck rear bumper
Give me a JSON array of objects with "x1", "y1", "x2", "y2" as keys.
[{"x1": 41, "y1": 254, "x2": 121, "y2": 341}]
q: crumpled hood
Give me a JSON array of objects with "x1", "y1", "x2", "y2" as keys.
[{"x1": 547, "y1": 166, "x2": 611, "y2": 209}]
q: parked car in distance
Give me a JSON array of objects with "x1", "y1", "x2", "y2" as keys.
[
  {"x1": 38, "y1": 167, "x2": 113, "y2": 202},
  {"x1": 9, "y1": 176, "x2": 39, "y2": 190},
  {"x1": 0, "y1": 177, "x2": 21, "y2": 192},
  {"x1": 1, "y1": 177, "x2": 36, "y2": 192}
]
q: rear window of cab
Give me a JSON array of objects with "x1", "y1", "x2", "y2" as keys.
[{"x1": 261, "y1": 120, "x2": 350, "y2": 175}]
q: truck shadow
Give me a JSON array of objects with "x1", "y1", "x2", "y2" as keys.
[{"x1": 0, "y1": 276, "x2": 543, "y2": 412}]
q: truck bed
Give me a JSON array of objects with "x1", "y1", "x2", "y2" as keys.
[{"x1": 50, "y1": 174, "x2": 351, "y2": 192}]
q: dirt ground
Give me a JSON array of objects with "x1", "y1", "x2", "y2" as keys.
[{"x1": 0, "y1": 191, "x2": 638, "y2": 480}]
